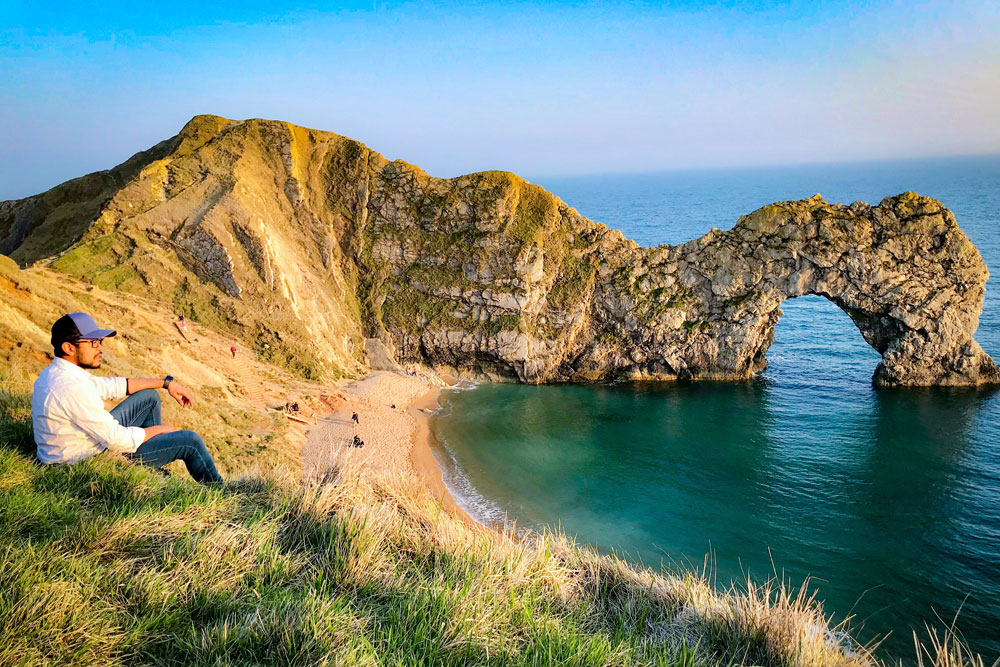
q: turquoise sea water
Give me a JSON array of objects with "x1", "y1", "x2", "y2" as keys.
[{"x1": 430, "y1": 156, "x2": 1000, "y2": 661}]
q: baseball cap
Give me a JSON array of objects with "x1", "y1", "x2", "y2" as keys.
[{"x1": 51, "y1": 312, "x2": 118, "y2": 349}]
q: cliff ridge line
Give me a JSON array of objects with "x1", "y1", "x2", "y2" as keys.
[{"x1": 1, "y1": 115, "x2": 996, "y2": 387}]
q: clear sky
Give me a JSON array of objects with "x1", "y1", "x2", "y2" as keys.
[{"x1": 2, "y1": 1, "x2": 999, "y2": 200}]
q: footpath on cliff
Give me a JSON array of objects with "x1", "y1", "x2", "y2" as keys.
[{"x1": 0, "y1": 255, "x2": 451, "y2": 499}]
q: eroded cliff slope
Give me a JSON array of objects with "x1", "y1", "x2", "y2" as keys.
[{"x1": 2, "y1": 115, "x2": 996, "y2": 386}]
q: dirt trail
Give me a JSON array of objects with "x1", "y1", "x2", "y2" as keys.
[
  {"x1": 162, "y1": 317, "x2": 269, "y2": 409},
  {"x1": 230, "y1": 351, "x2": 265, "y2": 405}
]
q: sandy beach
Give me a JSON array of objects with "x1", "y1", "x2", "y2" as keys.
[{"x1": 302, "y1": 370, "x2": 472, "y2": 523}]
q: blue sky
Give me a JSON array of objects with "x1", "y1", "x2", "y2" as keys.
[{"x1": 2, "y1": 1, "x2": 999, "y2": 199}]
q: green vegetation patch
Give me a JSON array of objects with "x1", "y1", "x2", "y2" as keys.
[
  {"x1": 0, "y1": 333, "x2": 943, "y2": 667},
  {"x1": 253, "y1": 327, "x2": 324, "y2": 381},
  {"x1": 722, "y1": 291, "x2": 756, "y2": 310},
  {"x1": 172, "y1": 277, "x2": 239, "y2": 335},
  {"x1": 381, "y1": 288, "x2": 455, "y2": 335},
  {"x1": 636, "y1": 288, "x2": 693, "y2": 324},
  {"x1": 548, "y1": 255, "x2": 595, "y2": 312},
  {"x1": 50, "y1": 235, "x2": 132, "y2": 281},
  {"x1": 506, "y1": 183, "x2": 560, "y2": 246},
  {"x1": 480, "y1": 313, "x2": 522, "y2": 337}
]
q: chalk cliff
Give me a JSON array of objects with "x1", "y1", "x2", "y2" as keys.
[{"x1": 2, "y1": 115, "x2": 996, "y2": 386}]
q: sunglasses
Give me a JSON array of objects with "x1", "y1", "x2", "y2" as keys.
[{"x1": 76, "y1": 338, "x2": 105, "y2": 349}]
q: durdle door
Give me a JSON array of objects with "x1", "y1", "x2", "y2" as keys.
[
  {"x1": 1, "y1": 115, "x2": 996, "y2": 387},
  {"x1": 370, "y1": 186, "x2": 999, "y2": 387},
  {"x1": 581, "y1": 192, "x2": 1000, "y2": 388}
]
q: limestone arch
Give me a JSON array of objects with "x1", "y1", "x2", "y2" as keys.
[{"x1": 638, "y1": 193, "x2": 999, "y2": 387}]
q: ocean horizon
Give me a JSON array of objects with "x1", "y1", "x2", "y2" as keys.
[{"x1": 528, "y1": 152, "x2": 1000, "y2": 184}]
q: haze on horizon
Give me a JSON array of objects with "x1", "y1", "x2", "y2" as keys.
[{"x1": 2, "y1": 0, "x2": 999, "y2": 201}]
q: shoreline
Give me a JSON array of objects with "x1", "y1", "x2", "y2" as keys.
[
  {"x1": 302, "y1": 370, "x2": 476, "y2": 526},
  {"x1": 407, "y1": 385, "x2": 475, "y2": 525}
]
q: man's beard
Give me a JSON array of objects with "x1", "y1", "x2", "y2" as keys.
[{"x1": 79, "y1": 358, "x2": 101, "y2": 369}]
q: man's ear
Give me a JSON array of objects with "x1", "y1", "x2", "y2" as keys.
[{"x1": 60, "y1": 341, "x2": 76, "y2": 358}]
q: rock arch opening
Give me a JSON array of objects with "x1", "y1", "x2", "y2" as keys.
[{"x1": 766, "y1": 294, "x2": 882, "y2": 387}]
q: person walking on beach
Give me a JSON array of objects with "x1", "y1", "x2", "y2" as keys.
[
  {"x1": 32, "y1": 312, "x2": 224, "y2": 484},
  {"x1": 230, "y1": 345, "x2": 237, "y2": 359}
]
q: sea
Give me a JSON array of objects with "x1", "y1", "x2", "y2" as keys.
[{"x1": 430, "y1": 155, "x2": 1000, "y2": 662}]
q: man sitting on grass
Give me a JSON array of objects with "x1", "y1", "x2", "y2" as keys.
[{"x1": 31, "y1": 312, "x2": 223, "y2": 484}]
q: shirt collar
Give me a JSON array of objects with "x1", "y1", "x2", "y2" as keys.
[{"x1": 52, "y1": 356, "x2": 91, "y2": 378}]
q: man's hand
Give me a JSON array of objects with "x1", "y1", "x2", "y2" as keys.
[
  {"x1": 167, "y1": 381, "x2": 194, "y2": 408},
  {"x1": 142, "y1": 424, "x2": 179, "y2": 442}
]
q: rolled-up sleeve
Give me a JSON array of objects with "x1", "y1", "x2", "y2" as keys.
[
  {"x1": 61, "y1": 390, "x2": 144, "y2": 454},
  {"x1": 93, "y1": 376, "x2": 128, "y2": 401}
]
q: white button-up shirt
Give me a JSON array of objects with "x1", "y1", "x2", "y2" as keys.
[{"x1": 32, "y1": 357, "x2": 145, "y2": 464}]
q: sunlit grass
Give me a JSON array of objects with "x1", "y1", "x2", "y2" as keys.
[
  {"x1": 0, "y1": 357, "x2": 987, "y2": 667},
  {"x1": 0, "y1": 265, "x2": 994, "y2": 666}
]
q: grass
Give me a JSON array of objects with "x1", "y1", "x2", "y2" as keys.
[
  {"x1": 0, "y1": 246, "x2": 994, "y2": 667},
  {"x1": 0, "y1": 259, "x2": 311, "y2": 476},
  {"x1": 505, "y1": 182, "x2": 560, "y2": 246},
  {"x1": 2, "y1": 351, "x2": 994, "y2": 667},
  {"x1": 172, "y1": 276, "x2": 239, "y2": 336}
]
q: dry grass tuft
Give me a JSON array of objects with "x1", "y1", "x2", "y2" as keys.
[{"x1": 914, "y1": 624, "x2": 1000, "y2": 667}]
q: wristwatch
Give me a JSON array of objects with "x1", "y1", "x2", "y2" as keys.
[{"x1": 163, "y1": 375, "x2": 174, "y2": 389}]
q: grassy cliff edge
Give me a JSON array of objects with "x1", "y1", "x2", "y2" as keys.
[{"x1": 0, "y1": 261, "x2": 988, "y2": 666}]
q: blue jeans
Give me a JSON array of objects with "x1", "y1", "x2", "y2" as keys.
[{"x1": 110, "y1": 389, "x2": 223, "y2": 484}]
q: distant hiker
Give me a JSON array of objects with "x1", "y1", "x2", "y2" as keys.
[
  {"x1": 32, "y1": 312, "x2": 223, "y2": 484},
  {"x1": 230, "y1": 345, "x2": 237, "y2": 359},
  {"x1": 284, "y1": 401, "x2": 299, "y2": 413},
  {"x1": 177, "y1": 314, "x2": 186, "y2": 331},
  {"x1": 351, "y1": 411, "x2": 359, "y2": 425},
  {"x1": 351, "y1": 434, "x2": 364, "y2": 448}
]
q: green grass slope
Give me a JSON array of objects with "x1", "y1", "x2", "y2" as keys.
[
  {"x1": 0, "y1": 414, "x2": 862, "y2": 667},
  {"x1": 0, "y1": 223, "x2": 989, "y2": 667},
  {"x1": 1, "y1": 365, "x2": 986, "y2": 667}
]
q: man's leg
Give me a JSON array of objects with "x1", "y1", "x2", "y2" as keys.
[
  {"x1": 109, "y1": 389, "x2": 161, "y2": 428},
  {"x1": 128, "y1": 430, "x2": 223, "y2": 484}
]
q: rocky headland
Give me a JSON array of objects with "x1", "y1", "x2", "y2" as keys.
[{"x1": 2, "y1": 114, "x2": 996, "y2": 387}]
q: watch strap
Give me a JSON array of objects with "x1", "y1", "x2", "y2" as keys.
[{"x1": 163, "y1": 375, "x2": 174, "y2": 389}]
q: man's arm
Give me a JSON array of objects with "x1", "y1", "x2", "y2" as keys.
[
  {"x1": 119, "y1": 380, "x2": 180, "y2": 440},
  {"x1": 127, "y1": 377, "x2": 194, "y2": 407},
  {"x1": 64, "y1": 392, "x2": 147, "y2": 454},
  {"x1": 126, "y1": 378, "x2": 169, "y2": 394}
]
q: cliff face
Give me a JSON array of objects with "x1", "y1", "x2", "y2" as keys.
[
  {"x1": 2, "y1": 115, "x2": 996, "y2": 386},
  {"x1": 0, "y1": 116, "x2": 369, "y2": 380}
]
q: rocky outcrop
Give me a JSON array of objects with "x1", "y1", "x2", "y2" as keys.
[
  {"x1": 1, "y1": 115, "x2": 996, "y2": 387},
  {"x1": 363, "y1": 176, "x2": 998, "y2": 387}
]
